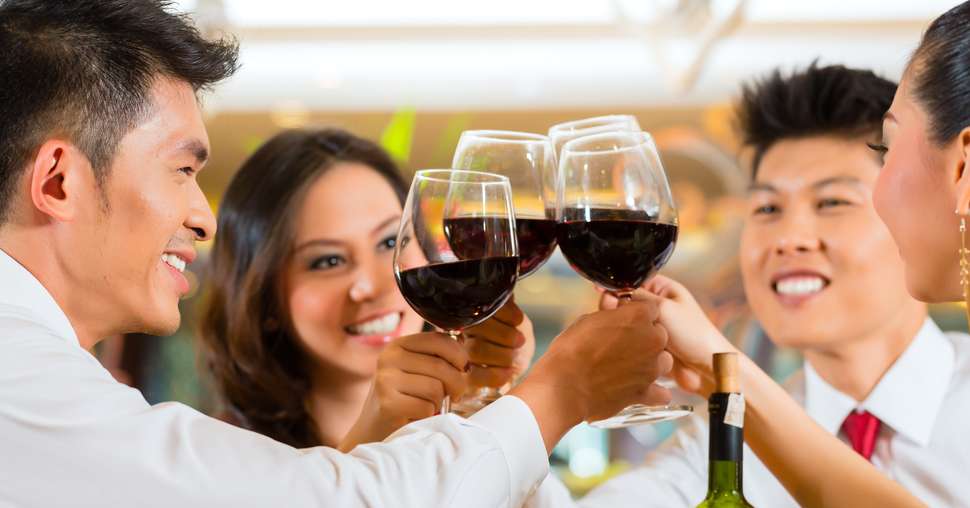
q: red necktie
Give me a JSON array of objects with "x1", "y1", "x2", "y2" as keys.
[{"x1": 841, "y1": 410, "x2": 882, "y2": 461}]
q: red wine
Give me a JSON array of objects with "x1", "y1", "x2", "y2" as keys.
[
  {"x1": 397, "y1": 257, "x2": 519, "y2": 331},
  {"x1": 556, "y1": 208, "x2": 677, "y2": 292},
  {"x1": 514, "y1": 218, "x2": 558, "y2": 277},
  {"x1": 444, "y1": 216, "x2": 557, "y2": 278}
]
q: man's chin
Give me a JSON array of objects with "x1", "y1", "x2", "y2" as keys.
[{"x1": 763, "y1": 324, "x2": 839, "y2": 350}]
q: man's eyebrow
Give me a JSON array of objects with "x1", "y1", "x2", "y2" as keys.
[
  {"x1": 812, "y1": 176, "x2": 865, "y2": 190},
  {"x1": 174, "y1": 139, "x2": 209, "y2": 164},
  {"x1": 747, "y1": 182, "x2": 777, "y2": 193}
]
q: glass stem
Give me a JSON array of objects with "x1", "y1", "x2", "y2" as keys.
[
  {"x1": 440, "y1": 330, "x2": 463, "y2": 415},
  {"x1": 615, "y1": 290, "x2": 634, "y2": 305}
]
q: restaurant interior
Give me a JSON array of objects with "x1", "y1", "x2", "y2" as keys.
[{"x1": 92, "y1": 0, "x2": 966, "y2": 497}]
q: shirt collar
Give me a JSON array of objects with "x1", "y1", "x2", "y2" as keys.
[
  {"x1": 0, "y1": 248, "x2": 79, "y2": 346},
  {"x1": 804, "y1": 318, "x2": 954, "y2": 447}
]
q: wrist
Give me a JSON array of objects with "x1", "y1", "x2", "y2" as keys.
[
  {"x1": 337, "y1": 404, "x2": 395, "y2": 453},
  {"x1": 696, "y1": 327, "x2": 737, "y2": 373},
  {"x1": 510, "y1": 363, "x2": 584, "y2": 454}
]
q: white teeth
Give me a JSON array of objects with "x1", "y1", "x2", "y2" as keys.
[
  {"x1": 775, "y1": 276, "x2": 826, "y2": 296},
  {"x1": 161, "y1": 253, "x2": 186, "y2": 273},
  {"x1": 347, "y1": 313, "x2": 401, "y2": 336}
]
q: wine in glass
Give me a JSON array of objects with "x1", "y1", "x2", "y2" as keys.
[
  {"x1": 394, "y1": 169, "x2": 519, "y2": 416},
  {"x1": 451, "y1": 130, "x2": 558, "y2": 279},
  {"x1": 556, "y1": 130, "x2": 691, "y2": 428}
]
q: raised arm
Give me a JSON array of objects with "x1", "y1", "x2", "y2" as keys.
[
  {"x1": 0, "y1": 298, "x2": 672, "y2": 507},
  {"x1": 601, "y1": 276, "x2": 924, "y2": 508}
]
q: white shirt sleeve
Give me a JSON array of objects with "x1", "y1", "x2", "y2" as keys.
[
  {"x1": 0, "y1": 322, "x2": 549, "y2": 508},
  {"x1": 524, "y1": 414, "x2": 710, "y2": 508}
]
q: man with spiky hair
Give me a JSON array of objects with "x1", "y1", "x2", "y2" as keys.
[
  {"x1": 0, "y1": 1, "x2": 674, "y2": 506},
  {"x1": 528, "y1": 63, "x2": 970, "y2": 507}
]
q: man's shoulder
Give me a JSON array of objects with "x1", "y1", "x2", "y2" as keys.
[
  {"x1": 0, "y1": 306, "x2": 85, "y2": 375},
  {"x1": 0, "y1": 306, "x2": 66, "y2": 342}
]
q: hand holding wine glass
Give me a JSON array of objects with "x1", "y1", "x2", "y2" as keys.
[
  {"x1": 555, "y1": 130, "x2": 689, "y2": 427},
  {"x1": 600, "y1": 276, "x2": 740, "y2": 398},
  {"x1": 393, "y1": 169, "x2": 519, "y2": 416},
  {"x1": 462, "y1": 298, "x2": 536, "y2": 391},
  {"x1": 509, "y1": 299, "x2": 675, "y2": 450},
  {"x1": 338, "y1": 332, "x2": 469, "y2": 452}
]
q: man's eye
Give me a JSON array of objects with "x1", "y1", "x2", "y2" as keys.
[
  {"x1": 753, "y1": 204, "x2": 778, "y2": 215},
  {"x1": 867, "y1": 142, "x2": 888, "y2": 165},
  {"x1": 818, "y1": 198, "x2": 851, "y2": 209}
]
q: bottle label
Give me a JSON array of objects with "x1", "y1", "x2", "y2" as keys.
[{"x1": 724, "y1": 393, "x2": 745, "y2": 428}]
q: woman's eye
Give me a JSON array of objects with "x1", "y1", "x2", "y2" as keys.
[
  {"x1": 310, "y1": 255, "x2": 345, "y2": 271},
  {"x1": 378, "y1": 236, "x2": 397, "y2": 251},
  {"x1": 753, "y1": 204, "x2": 778, "y2": 216},
  {"x1": 177, "y1": 166, "x2": 195, "y2": 176}
]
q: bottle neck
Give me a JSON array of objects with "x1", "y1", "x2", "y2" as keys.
[
  {"x1": 707, "y1": 392, "x2": 744, "y2": 495},
  {"x1": 707, "y1": 459, "x2": 743, "y2": 494}
]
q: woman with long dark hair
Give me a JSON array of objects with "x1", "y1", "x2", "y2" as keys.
[{"x1": 198, "y1": 128, "x2": 534, "y2": 450}]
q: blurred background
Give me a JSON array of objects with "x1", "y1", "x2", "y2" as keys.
[{"x1": 94, "y1": 0, "x2": 968, "y2": 497}]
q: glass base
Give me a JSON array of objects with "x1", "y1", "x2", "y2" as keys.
[
  {"x1": 588, "y1": 404, "x2": 693, "y2": 429},
  {"x1": 450, "y1": 387, "x2": 504, "y2": 418}
]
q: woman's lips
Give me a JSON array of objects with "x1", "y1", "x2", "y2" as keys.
[{"x1": 344, "y1": 312, "x2": 403, "y2": 347}]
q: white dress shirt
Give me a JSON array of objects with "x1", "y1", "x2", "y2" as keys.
[
  {"x1": 0, "y1": 249, "x2": 549, "y2": 507},
  {"x1": 527, "y1": 319, "x2": 970, "y2": 508}
]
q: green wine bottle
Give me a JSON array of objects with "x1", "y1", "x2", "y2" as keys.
[{"x1": 696, "y1": 353, "x2": 754, "y2": 508}]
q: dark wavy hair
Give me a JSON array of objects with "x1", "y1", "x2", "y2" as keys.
[
  {"x1": 736, "y1": 62, "x2": 897, "y2": 177},
  {"x1": 198, "y1": 128, "x2": 407, "y2": 448},
  {"x1": 0, "y1": 0, "x2": 238, "y2": 223}
]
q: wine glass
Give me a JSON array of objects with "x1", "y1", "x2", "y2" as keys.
[
  {"x1": 393, "y1": 169, "x2": 519, "y2": 416},
  {"x1": 452, "y1": 130, "x2": 558, "y2": 278},
  {"x1": 548, "y1": 114, "x2": 641, "y2": 155},
  {"x1": 556, "y1": 130, "x2": 691, "y2": 428}
]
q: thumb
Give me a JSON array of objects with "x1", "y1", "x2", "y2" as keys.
[
  {"x1": 599, "y1": 291, "x2": 619, "y2": 311},
  {"x1": 644, "y1": 275, "x2": 690, "y2": 303},
  {"x1": 638, "y1": 383, "x2": 672, "y2": 407},
  {"x1": 671, "y1": 358, "x2": 705, "y2": 395}
]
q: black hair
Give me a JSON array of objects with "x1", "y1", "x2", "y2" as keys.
[
  {"x1": 909, "y1": 1, "x2": 970, "y2": 145},
  {"x1": 0, "y1": 0, "x2": 239, "y2": 222},
  {"x1": 736, "y1": 62, "x2": 897, "y2": 177}
]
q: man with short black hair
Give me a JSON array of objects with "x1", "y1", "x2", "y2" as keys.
[
  {"x1": 528, "y1": 63, "x2": 970, "y2": 507},
  {"x1": 0, "y1": 2, "x2": 673, "y2": 506}
]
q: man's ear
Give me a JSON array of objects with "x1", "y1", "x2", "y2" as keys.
[{"x1": 28, "y1": 140, "x2": 94, "y2": 222}]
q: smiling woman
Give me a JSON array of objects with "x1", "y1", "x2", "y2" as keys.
[
  {"x1": 197, "y1": 128, "x2": 420, "y2": 446},
  {"x1": 198, "y1": 128, "x2": 535, "y2": 448}
]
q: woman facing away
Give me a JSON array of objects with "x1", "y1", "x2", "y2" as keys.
[
  {"x1": 198, "y1": 128, "x2": 535, "y2": 450},
  {"x1": 633, "y1": 3, "x2": 970, "y2": 507}
]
